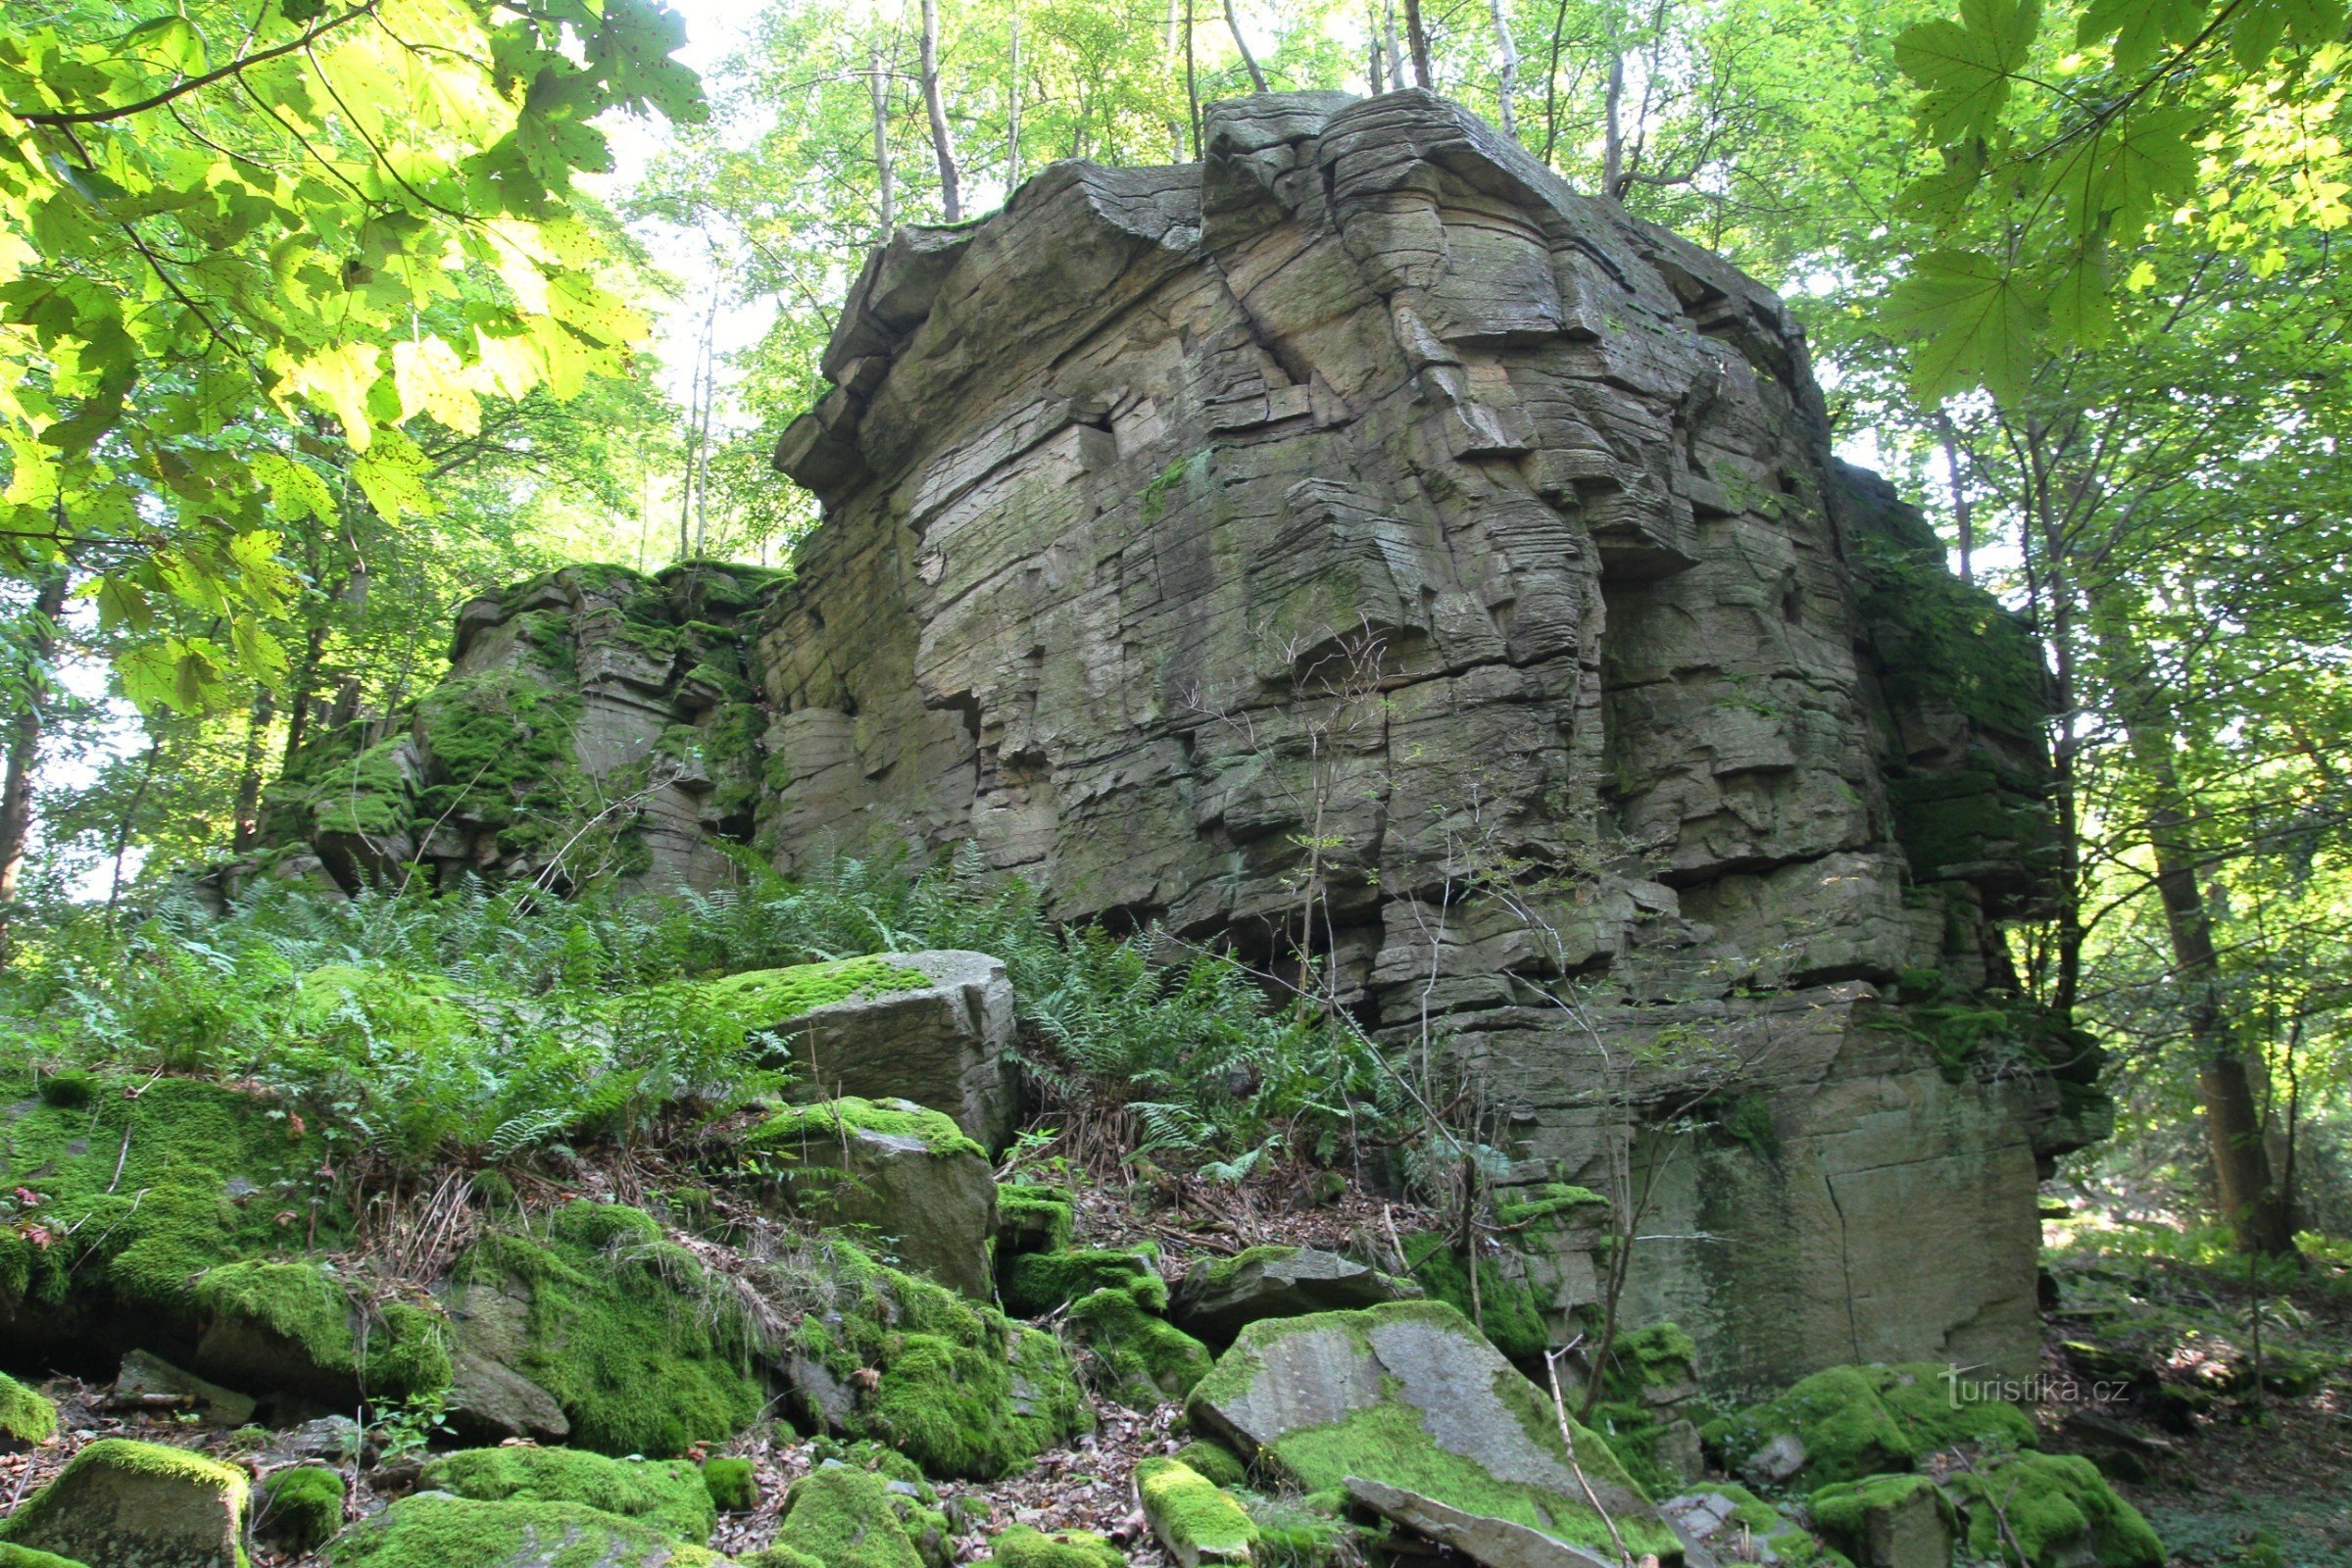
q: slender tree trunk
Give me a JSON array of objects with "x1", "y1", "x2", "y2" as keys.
[
  {"x1": 1224, "y1": 0, "x2": 1269, "y2": 92},
  {"x1": 0, "y1": 569, "x2": 69, "y2": 954},
  {"x1": 1185, "y1": 0, "x2": 1200, "y2": 159},
  {"x1": 106, "y1": 737, "x2": 162, "y2": 926},
  {"x1": 869, "y1": 43, "x2": 895, "y2": 241},
  {"x1": 1163, "y1": 0, "x2": 1186, "y2": 159},
  {"x1": 918, "y1": 0, "x2": 962, "y2": 221},
  {"x1": 1403, "y1": 0, "x2": 1433, "y2": 87},
  {"x1": 230, "y1": 687, "x2": 275, "y2": 854},
  {"x1": 1936, "y1": 411, "x2": 1975, "y2": 583},
  {"x1": 1384, "y1": 3, "x2": 1407, "y2": 95},
  {"x1": 1540, "y1": 0, "x2": 1569, "y2": 165},
  {"x1": 1602, "y1": 46, "x2": 1626, "y2": 196},
  {"x1": 1369, "y1": 41, "x2": 1385, "y2": 92},
  {"x1": 1490, "y1": 0, "x2": 1519, "y2": 135},
  {"x1": 1006, "y1": 2, "x2": 1023, "y2": 190}
]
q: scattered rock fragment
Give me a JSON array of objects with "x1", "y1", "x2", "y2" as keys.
[
  {"x1": 1168, "y1": 1247, "x2": 1413, "y2": 1348},
  {"x1": 1134, "y1": 1457, "x2": 1256, "y2": 1568}
]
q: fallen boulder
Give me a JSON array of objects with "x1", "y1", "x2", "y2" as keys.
[
  {"x1": 991, "y1": 1525, "x2": 1128, "y2": 1568},
  {"x1": 109, "y1": 1351, "x2": 255, "y2": 1430},
  {"x1": 1700, "y1": 1363, "x2": 2037, "y2": 1489},
  {"x1": 417, "y1": 1446, "x2": 716, "y2": 1544},
  {"x1": 1002, "y1": 1249, "x2": 1160, "y2": 1317},
  {"x1": 0, "y1": 1373, "x2": 56, "y2": 1448},
  {"x1": 327, "y1": 1494, "x2": 733, "y2": 1566},
  {"x1": 256, "y1": 1465, "x2": 347, "y2": 1555},
  {"x1": 1135, "y1": 1457, "x2": 1257, "y2": 1568},
  {"x1": 1807, "y1": 1474, "x2": 1952, "y2": 1568},
  {"x1": 1186, "y1": 1300, "x2": 1679, "y2": 1564},
  {"x1": 0, "y1": 1438, "x2": 248, "y2": 1568},
  {"x1": 1659, "y1": 1486, "x2": 1831, "y2": 1566},
  {"x1": 1345, "y1": 1477, "x2": 1613, "y2": 1568},
  {"x1": 1067, "y1": 1285, "x2": 1212, "y2": 1408},
  {"x1": 1942, "y1": 1452, "x2": 2163, "y2": 1568},
  {"x1": 1169, "y1": 1247, "x2": 1414, "y2": 1348},
  {"x1": 439, "y1": 1275, "x2": 571, "y2": 1444},
  {"x1": 757, "y1": 1466, "x2": 926, "y2": 1568},
  {"x1": 744, "y1": 1097, "x2": 996, "y2": 1298},
  {"x1": 716, "y1": 950, "x2": 1017, "y2": 1151}
]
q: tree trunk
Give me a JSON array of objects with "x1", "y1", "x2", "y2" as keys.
[
  {"x1": 1224, "y1": 0, "x2": 1269, "y2": 92},
  {"x1": 1403, "y1": 0, "x2": 1433, "y2": 87},
  {"x1": 1490, "y1": 0, "x2": 1519, "y2": 135},
  {"x1": 1185, "y1": 0, "x2": 1200, "y2": 159},
  {"x1": 1602, "y1": 46, "x2": 1626, "y2": 196},
  {"x1": 1384, "y1": 3, "x2": 1407, "y2": 94},
  {"x1": 869, "y1": 43, "x2": 895, "y2": 241},
  {"x1": 1007, "y1": 2, "x2": 1023, "y2": 190},
  {"x1": 106, "y1": 737, "x2": 162, "y2": 924},
  {"x1": 230, "y1": 687, "x2": 275, "y2": 853},
  {"x1": 1936, "y1": 411, "x2": 1975, "y2": 583},
  {"x1": 1540, "y1": 0, "x2": 1569, "y2": 165},
  {"x1": 918, "y1": 0, "x2": 961, "y2": 221},
  {"x1": 0, "y1": 569, "x2": 69, "y2": 954}
]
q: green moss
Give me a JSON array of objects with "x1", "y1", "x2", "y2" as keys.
[
  {"x1": 0, "y1": 1076, "x2": 344, "y2": 1324},
  {"x1": 1241, "y1": 1494, "x2": 1348, "y2": 1568},
  {"x1": 0, "y1": 1544, "x2": 89, "y2": 1568},
  {"x1": 1, "y1": 1440, "x2": 248, "y2": 1562},
  {"x1": 744, "y1": 1548, "x2": 829, "y2": 1568},
  {"x1": 1946, "y1": 1452, "x2": 2164, "y2": 1568},
  {"x1": 0, "y1": 1372, "x2": 57, "y2": 1446},
  {"x1": 991, "y1": 1524, "x2": 1126, "y2": 1568},
  {"x1": 1700, "y1": 1362, "x2": 2038, "y2": 1488},
  {"x1": 1003, "y1": 1249, "x2": 1157, "y2": 1317},
  {"x1": 750, "y1": 1095, "x2": 983, "y2": 1160},
  {"x1": 701, "y1": 1456, "x2": 759, "y2": 1513},
  {"x1": 455, "y1": 1202, "x2": 764, "y2": 1458},
  {"x1": 789, "y1": 1240, "x2": 1091, "y2": 1480},
  {"x1": 1139, "y1": 450, "x2": 1211, "y2": 527},
  {"x1": 708, "y1": 957, "x2": 931, "y2": 1025},
  {"x1": 808, "y1": 1438, "x2": 929, "y2": 1489},
  {"x1": 1690, "y1": 1484, "x2": 1833, "y2": 1567},
  {"x1": 413, "y1": 668, "x2": 584, "y2": 852},
  {"x1": 1136, "y1": 1458, "x2": 1257, "y2": 1564},
  {"x1": 1067, "y1": 1287, "x2": 1212, "y2": 1408},
  {"x1": 328, "y1": 1493, "x2": 733, "y2": 1567},
  {"x1": 771, "y1": 1467, "x2": 924, "y2": 1568},
  {"x1": 996, "y1": 1186, "x2": 1076, "y2": 1256},
  {"x1": 191, "y1": 1261, "x2": 450, "y2": 1401},
  {"x1": 259, "y1": 1465, "x2": 347, "y2": 1553},
  {"x1": 1172, "y1": 1440, "x2": 1249, "y2": 1490},
  {"x1": 1494, "y1": 1185, "x2": 1608, "y2": 1229},
  {"x1": 419, "y1": 1446, "x2": 716, "y2": 1543},
  {"x1": 1809, "y1": 1472, "x2": 1951, "y2": 1559},
  {"x1": 33, "y1": 1071, "x2": 94, "y2": 1109},
  {"x1": 1398, "y1": 1235, "x2": 1548, "y2": 1364}
]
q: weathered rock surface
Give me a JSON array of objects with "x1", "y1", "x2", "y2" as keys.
[
  {"x1": 1169, "y1": 1246, "x2": 1415, "y2": 1347},
  {"x1": 1187, "y1": 1301, "x2": 1680, "y2": 1563},
  {"x1": 1345, "y1": 1478, "x2": 1614, "y2": 1568},
  {"x1": 440, "y1": 1275, "x2": 572, "y2": 1445},
  {"x1": 109, "y1": 1351, "x2": 255, "y2": 1430},
  {"x1": 745, "y1": 1097, "x2": 998, "y2": 1298},
  {"x1": 329, "y1": 1494, "x2": 733, "y2": 1567},
  {"x1": 236, "y1": 89, "x2": 2099, "y2": 1397},
  {"x1": 0, "y1": 1438, "x2": 248, "y2": 1568},
  {"x1": 1807, "y1": 1475, "x2": 1952, "y2": 1568},
  {"x1": 1134, "y1": 1457, "x2": 1256, "y2": 1568},
  {"x1": 745, "y1": 950, "x2": 1019, "y2": 1151}
]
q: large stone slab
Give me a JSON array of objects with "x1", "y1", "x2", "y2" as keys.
[
  {"x1": 1169, "y1": 1246, "x2": 1416, "y2": 1348},
  {"x1": 1186, "y1": 1301, "x2": 1679, "y2": 1563},
  {"x1": 328, "y1": 1494, "x2": 733, "y2": 1567},
  {"x1": 0, "y1": 1439, "x2": 248, "y2": 1568}
]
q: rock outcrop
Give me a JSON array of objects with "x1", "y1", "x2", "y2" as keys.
[{"x1": 236, "y1": 90, "x2": 2096, "y2": 1397}]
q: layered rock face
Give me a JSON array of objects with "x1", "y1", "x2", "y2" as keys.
[{"x1": 764, "y1": 90, "x2": 2076, "y2": 1394}]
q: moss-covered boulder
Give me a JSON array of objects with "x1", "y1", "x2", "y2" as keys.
[
  {"x1": 417, "y1": 1446, "x2": 717, "y2": 1543},
  {"x1": 1170, "y1": 1246, "x2": 1414, "y2": 1349},
  {"x1": 996, "y1": 1186, "x2": 1076, "y2": 1259},
  {"x1": 783, "y1": 1240, "x2": 1091, "y2": 1479},
  {"x1": 1067, "y1": 1285, "x2": 1212, "y2": 1408},
  {"x1": 992, "y1": 1525, "x2": 1127, "y2": 1568},
  {"x1": 1186, "y1": 1300, "x2": 1679, "y2": 1564},
  {"x1": 0, "y1": 1544, "x2": 90, "y2": 1568},
  {"x1": 1658, "y1": 1484, "x2": 1837, "y2": 1566},
  {"x1": 703, "y1": 1456, "x2": 760, "y2": 1513},
  {"x1": 0, "y1": 1077, "x2": 347, "y2": 1365},
  {"x1": 743, "y1": 1095, "x2": 997, "y2": 1298},
  {"x1": 191, "y1": 1260, "x2": 451, "y2": 1410},
  {"x1": 327, "y1": 1494, "x2": 733, "y2": 1567},
  {"x1": 1394, "y1": 1236, "x2": 1548, "y2": 1366},
  {"x1": 1136, "y1": 1457, "x2": 1257, "y2": 1568},
  {"x1": 1700, "y1": 1362, "x2": 2037, "y2": 1488},
  {"x1": 0, "y1": 1438, "x2": 249, "y2": 1568},
  {"x1": 763, "y1": 1466, "x2": 925, "y2": 1568},
  {"x1": 1581, "y1": 1323, "x2": 1705, "y2": 1497},
  {"x1": 1002, "y1": 1248, "x2": 1160, "y2": 1318},
  {"x1": 256, "y1": 1466, "x2": 346, "y2": 1555},
  {"x1": 452, "y1": 1201, "x2": 765, "y2": 1457},
  {"x1": 0, "y1": 1372, "x2": 56, "y2": 1448},
  {"x1": 1943, "y1": 1452, "x2": 2163, "y2": 1568},
  {"x1": 1808, "y1": 1473, "x2": 1953, "y2": 1568}
]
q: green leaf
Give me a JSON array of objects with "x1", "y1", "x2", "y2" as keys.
[
  {"x1": 1884, "y1": 247, "x2": 2039, "y2": 402},
  {"x1": 2078, "y1": 0, "x2": 2204, "y2": 73},
  {"x1": 1897, "y1": 0, "x2": 2044, "y2": 142},
  {"x1": 351, "y1": 429, "x2": 434, "y2": 522}
]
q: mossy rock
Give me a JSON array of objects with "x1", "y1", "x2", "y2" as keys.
[
  {"x1": 703, "y1": 1456, "x2": 760, "y2": 1513},
  {"x1": 1945, "y1": 1452, "x2": 2164, "y2": 1568},
  {"x1": 257, "y1": 1466, "x2": 346, "y2": 1554},
  {"x1": 1002, "y1": 1249, "x2": 1158, "y2": 1318},
  {"x1": 744, "y1": 1097, "x2": 997, "y2": 1298},
  {"x1": 1583, "y1": 1322, "x2": 1701, "y2": 1496},
  {"x1": 418, "y1": 1446, "x2": 717, "y2": 1543},
  {"x1": 1187, "y1": 1300, "x2": 1680, "y2": 1564},
  {"x1": 996, "y1": 1186, "x2": 1076, "y2": 1258},
  {"x1": 0, "y1": 1077, "x2": 346, "y2": 1349},
  {"x1": 191, "y1": 1260, "x2": 451, "y2": 1407},
  {"x1": 1808, "y1": 1473, "x2": 1953, "y2": 1568},
  {"x1": 767, "y1": 1466, "x2": 924, "y2": 1568},
  {"x1": 1659, "y1": 1483, "x2": 1838, "y2": 1568},
  {"x1": 1067, "y1": 1286, "x2": 1212, "y2": 1408},
  {"x1": 0, "y1": 1438, "x2": 249, "y2": 1568},
  {"x1": 991, "y1": 1524, "x2": 1126, "y2": 1568},
  {"x1": 1396, "y1": 1234, "x2": 1547, "y2": 1366},
  {"x1": 326, "y1": 1494, "x2": 732, "y2": 1568},
  {"x1": 1239, "y1": 1493, "x2": 1348, "y2": 1568},
  {"x1": 1700, "y1": 1361, "x2": 2037, "y2": 1488},
  {"x1": 1170, "y1": 1440, "x2": 1248, "y2": 1490},
  {"x1": 1493, "y1": 1184, "x2": 1608, "y2": 1231},
  {"x1": 452, "y1": 1202, "x2": 764, "y2": 1457},
  {"x1": 785, "y1": 1239, "x2": 1090, "y2": 1480},
  {"x1": 0, "y1": 1372, "x2": 57, "y2": 1447},
  {"x1": 707, "y1": 957, "x2": 934, "y2": 1027},
  {"x1": 0, "y1": 1544, "x2": 90, "y2": 1568},
  {"x1": 1169, "y1": 1246, "x2": 1412, "y2": 1349},
  {"x1": 1136, "y1": 1458, "x2": 1257, "y2": 1568}
]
